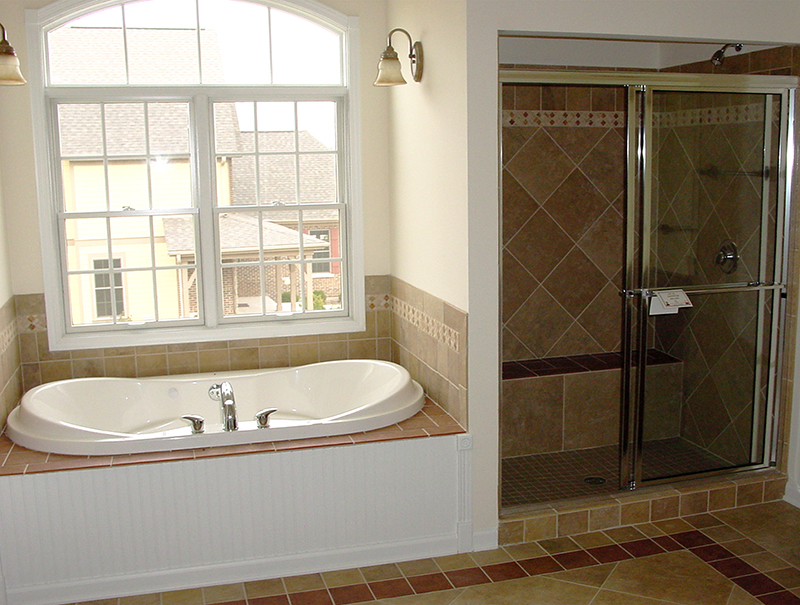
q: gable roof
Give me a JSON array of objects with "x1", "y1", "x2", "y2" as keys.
[{"x1": 162, "y1": 213, "x2": 329, "y2": 257}]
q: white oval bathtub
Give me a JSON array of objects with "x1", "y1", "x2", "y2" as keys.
[{"x1": 6, "y1": 360, "x2": 424, "y2": 456}]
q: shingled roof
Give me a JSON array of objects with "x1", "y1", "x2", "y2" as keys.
[{"x1": 162, "y1": 213, "x2": 329, "y2": 257}]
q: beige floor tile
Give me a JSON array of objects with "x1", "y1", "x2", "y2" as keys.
[
  {"x1": 650, "y1": 518, "x2": 694, "y2": 534},
  {"x1": 76, "y1": 600, "x2": 118, "y2": 605},
  {"x1": 378, "y1": 588, "x2": 465, "y2": 604},
  {"x1": 202, "y1": 583, "x2": 245, "y2": 604},
  {"x1": 434, "y1": 553, "x2": 477, "y2": 571},
  {"x1": 714, "y1": 502, "x2": 800, "y2": 552},
  {"x1": 469, "y1": 548, "x2": 513, "y2": 566},
  {"x1": 602, "y1": 551, "x2": 735, "y2": 605},
  {"x1": 537, "y1": 536, "x2": 580, "y2": 554},
  {"x1": 766, "y1": 566, "x2": 800, "y2": 589},
  {"x1": 590, "y1": 589, "x2": 676, "y2": 604},
  {"x1": 244, "y1": 578, "x2": 285, "y2": 598},
  {"x1": 724, "y1": 538, "x2": 766, "y2": 556},
  {"x1": 603, "y1": 526, "x2": 646, "y2": 543},
  {"x1": 283, "y1": 572, "x2": 326, "y2": 592},
  {"x1": 450, "y1": 575, "x2": 598, "y2": 605},
  {"x1": 702, "y1": 525, "x2": 746, "y2": 544},
  {"x1": 740, "y1": 551, "x2": 792, "y2": 572},
  {"x1": 572, "y1": 531, "x2": 615, "y2": 549},
  {"x1": 161, "y1": 588, "x2": 202, "y2": 605},
  {"x1": 322, "y1": 568, "x2": 365, "y2": 587},
  {"x1": 119, "y1": 595, "x2": 160, "y2": 605},
  {"x1": 725, "y1": 586, "x2": 763, "y2": 604},
  {"x1": 397, "y1": 558, "x2": 440, "y2": 577},
  {"x1": 503, "y1": 542, "x2": 548, "y2": 560},
  {"x1": 631, "y1": 523, "x2": 664, "y2": 538},
  {"x1": 543, "y1": 563, "x2": 617, "y2": 588},
  {"x1": 773, "y1": 547, "x2": 800, "y2": 569},
  {"x1": 361, "y1": 563, "x2": 404, "y2": 582}
]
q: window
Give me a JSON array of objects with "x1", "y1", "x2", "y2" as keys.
[
  {"x1": 30, "y1": 0, "x2": 363, "y2": 349},
  {"x1": 310, "y1": 229, "x2": 331, "y2": 273},
  {"x1": 93, "y1": 259, "x2": 124, "y2": 319}
]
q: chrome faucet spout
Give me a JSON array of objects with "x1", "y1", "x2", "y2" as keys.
[{"x1": 209, "y1": 382, "x2": 238, "y2": 431}]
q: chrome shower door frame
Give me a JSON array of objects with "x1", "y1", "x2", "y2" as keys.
[{"x1": 499, "y1": 69, "x2": 797, "y2": 493}]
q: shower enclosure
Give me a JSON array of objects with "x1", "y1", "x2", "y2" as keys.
[{"x1": 500, "y1": 72, "x2": 795, "y2": 510}]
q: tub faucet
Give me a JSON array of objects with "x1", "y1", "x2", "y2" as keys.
[{"x1": 209, "y1": 382, "x2": 238, "y2": 431}]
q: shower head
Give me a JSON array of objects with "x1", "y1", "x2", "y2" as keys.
[{"x1": 711, "y1": 43, "x2": 743, "y2": 66}]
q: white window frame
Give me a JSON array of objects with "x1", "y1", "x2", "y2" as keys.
[{"x1": 26, "y1": 0, "x2": 363, "y2": 350}]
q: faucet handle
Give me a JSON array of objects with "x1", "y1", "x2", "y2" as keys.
[
  {"x1": 255, "y1": 408, "x2": 278, "y2": 429},
  {"x1": 181, "y1": 414, "x2": 205, "y2": 434},
  {"x1": 208, "y1": 384, "x2": 221, "y2": 401}
]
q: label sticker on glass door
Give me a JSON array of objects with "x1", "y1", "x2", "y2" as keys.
[{"x1": 649, "y1": 289, "x2": 693, "y2": 315}]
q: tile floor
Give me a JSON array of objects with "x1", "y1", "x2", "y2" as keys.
[
  {"x1": 502, "y1": 437, "x2": 729, "y2": 506},
  {"x1": 70, "y1": 500, "x2": 800, "y2": 605}
]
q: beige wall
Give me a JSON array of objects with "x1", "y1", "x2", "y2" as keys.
[
  {"x1": 386, "y1": 0, "x2": 468, "y2": 312},
  {"x1": 0, "y1": 173, "x2": 13, "y2": 308}
]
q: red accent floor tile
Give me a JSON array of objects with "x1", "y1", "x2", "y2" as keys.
[
  {"x1": 552, "y1": 550, "x2": 599, "y2": 570},
  {"x1": 249, "y1": 597, "x2": 291, "y2": 605},
  {"x1": 289, "y1": 590, "x2": 334, "y2": 605},
  {"x1": 732, "y1": 573, "x2": 785, "y2": 596},
  {"x1": 619, "y1": 539, "x2": 664, "y2": 558},
  {"x1": 517, "y1": 556, "x2": 564, "y2": 576},
  {"x1": 670, "y1": 531, "x2": 714, "y2": 549},
  {"x1": 690, "y1": 544, "x2": 735, "y2": 562},
  {"x1": 586, "y1": 544, "x2": 633, "y2": 564},
  {"x1": 407, "y1": 573, "x2": 453, "y2": 594},
  {"x1": 329, "y1": 584, "x2": 374, "y2": 605},
  {"x1": 367, "y1": 579, "x2": 413, "y2": 600},
  {"x1": 709, "y1": 557, "x2": 760, "y2": 579},
  {"x1": 445, "y1": 567, "x2": 491, "y2": 588},
  {"x1": 758, "y1": 591, "x2": 800, "y2": 604},
  {"x1": 482, "y1": 561, "x2": 528, "y2": 582},
  {"x1": 652, "y1": 535, "x2": 684, "y2": 552}
]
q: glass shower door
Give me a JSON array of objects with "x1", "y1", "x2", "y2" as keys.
[{"x1": 627, "y1": 88, "x2": 787, "y2": 485}]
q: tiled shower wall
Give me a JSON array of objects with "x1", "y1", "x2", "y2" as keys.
[
  {"x1": 502, "y1": 85, "x2": 626, "y2": 361},
  {"x1": 10, "y1": 275, "x2": 468, "y2": 427},
  {"x1": 500, "y1": 45, "x2": 800, "y2": 475},
  {"x1": 501, "y1": 85, "x2": 629, "y2": 455},
  {"x1": 649, "y1": 97, "x2": 779, "y2": 466}
]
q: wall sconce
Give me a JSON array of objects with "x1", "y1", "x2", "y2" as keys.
[
  {"x1": 374, "y1": 28, "x2": 423, "y2": 86},
  {"x1": 0, "y1": 23, "x2": 26, "y2": 85}
]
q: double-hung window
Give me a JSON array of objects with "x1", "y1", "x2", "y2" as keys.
[{"x1": 28, "y1": 0, "x2": 363, "y2": 350}]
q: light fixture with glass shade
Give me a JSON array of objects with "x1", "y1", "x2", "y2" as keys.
[
  {"x1": 374, "y1": 28, "x2": 422, "y2": 86},
  {"x1": 0, "y1": 23, "x2": 26, "y2": 85}
]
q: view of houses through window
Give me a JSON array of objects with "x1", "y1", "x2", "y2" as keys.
[{"x1": 43, "y1": 0, "x2": 353, "y2": 336}]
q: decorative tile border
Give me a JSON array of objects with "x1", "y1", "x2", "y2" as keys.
[
  {"x1": 503, "y1": 110, "x2": 624, "y2": 128},
  {"x1": 17, "y1": 314, "x2": 45, "y2": 334},
  {"x1": 0, "y1": 320, "x2": 15, "y2": 356},
  {"x1": 391, "y1": 296, "x2": 460, "y2": 353},
  {"x1": 655, "y1": 103, "x2": 765, "y2": 128},
  {"x1": 366, "y1": 294, "x2": 390, "y2": 311},
  {"x1": 504, "y1": 104, "x2": 770, "y2": 130}
]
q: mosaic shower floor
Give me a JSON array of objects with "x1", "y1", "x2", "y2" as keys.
[{"x1": 502, "y1": 437, "x2": 731, "y2": 508}]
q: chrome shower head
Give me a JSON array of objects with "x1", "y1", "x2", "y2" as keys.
[{"x1": 711, "y1": 43, "x2": 743, "y2": 66}]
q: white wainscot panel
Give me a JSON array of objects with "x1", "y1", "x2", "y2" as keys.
[{"x1": 0, "y1": 435, "x2": 469, "y2": 605}]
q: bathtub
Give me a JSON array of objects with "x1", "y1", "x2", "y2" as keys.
[{"x1": 6, "y1": 360, "x2": 424, "y2": 456}]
